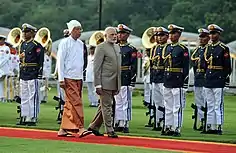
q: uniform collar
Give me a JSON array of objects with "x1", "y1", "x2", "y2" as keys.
[
  {"x1": 159, "y1": 43, "x2": 167, "y2": 47},
  {"x1": 211, "y1": 41, "x2": 220, "y2": 46},
  {"x1": 170, "y1": 42, "x2": 179, "y2": 46},
  {"x1": 199, "y1": 44, "x2": 207, "y2": 49},
  {"x1": 25, "y1": 38, "x2": 34, "y2": 43},
  {"x1": 119, "y1": 41, "x2": 129, "y2": 46}
]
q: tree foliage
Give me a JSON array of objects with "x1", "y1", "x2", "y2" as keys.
[{"x1": 1, "y1": 0, "x2": 235, "y2": 43}]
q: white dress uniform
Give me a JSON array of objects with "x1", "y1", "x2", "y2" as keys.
[
  {"x1": 0, "y1": 44, "x2": 10, "y2": 102},
  {"x1": 142, "y1": 55, "x2": 151, "y2": 104},
  {"x1": 85, "y1": 54, "x2": 98, "y2": 106},
  {"x1": 5, "y1": 52, "x2": 15, "y2": 101},
  {"x1": 162, "y1": 24, "x2": 189, "y2": 136},
  {"x1": 11, "y1": 54, "x2": 20, "y2": 98},
  {"x1": 39, "y1": 54, "x2": 51, "y2": 103}
]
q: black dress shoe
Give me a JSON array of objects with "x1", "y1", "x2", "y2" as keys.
[
  {"x1": 173, "y1": 131, "x2": 181, "y2": 137},
  {"x1": 88, "y1": 128, "x2": 104, "y2": 136},
  {"x1": 123, "y1": 127, "x2": 129, "y2": 133},
  {"x1": 217, "y1": 130, "x2": 223, "y2": 135},
  {"x1": 16, "y1": 122, "x2": 26, "y2": 125},
  {"x1": 41, "y1": 100, "x2": 47, "y2": 104},
  {"x1": 161, "y1": 129, "x2": 174, "y2": 136},
  {"x1": 152, "y1": 126, "x2": 162, "y2": 131},
  {"x1": 107, "y1": 131, "x2": 118, "y2": 138},
  {"x1": 114, "y1": 127, "x2": 124, "y2": 132},
  {"x1": 26, "y1": 122, "x2": 36, "y2": 126}
]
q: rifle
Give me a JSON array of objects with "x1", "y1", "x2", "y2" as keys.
[
  {"x1": 53, "y1": 96, "x2": 65, "y2": 124},
  {"x1": 14, "y1": 96, "x2": 25, "y2": 125},
  {"x1": 201, "y1": 102, "x2": 207, "y2": 133},
  {"x1": 191, "y1": 103, "x2": 198, "y2": 130},
  {"x1": 158, "y1": 106, "x2": 165, "y2": 134},
  {"x1": 144, "y1": 91, "x2": 155, "y2": 127}
]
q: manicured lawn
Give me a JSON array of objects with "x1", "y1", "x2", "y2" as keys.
[{"x1": 0, "y1": 88, "x2": 236, "y2": 143}]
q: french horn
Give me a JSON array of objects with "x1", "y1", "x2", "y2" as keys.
[
  {"x1": 141, "y1": 27, "x2": 157, "y2": 49},
  {"x1": 34, "y1": 27, "x2": 51, "y2": 48},
  {"x1": 44, "y1": 38, "x2": 52, "y2": 56},
  {"x1": 89, "y1": 31, "x2": 105, "y2": 47},
  {"x1": 6, "y1": 27, "x2": 23, "y2": 48}
]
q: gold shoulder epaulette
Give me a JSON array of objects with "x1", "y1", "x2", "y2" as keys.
[
  {"x1": 32, "y1": 40, "x2": 38, "y2": 46},
  {"x1": 179, "y1": 43, "x2": 187, "y2": 50},
  {"x1": 128, "y1": 44, "x2": 136, "y2": 50},
  {"x1": 219, "y1": 42, "x2": 227, "y2": 50}
]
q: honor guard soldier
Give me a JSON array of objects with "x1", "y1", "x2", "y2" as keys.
[
  {"x1": 150, "y1": 27, "x2": 168, "y2": 131},
  {"x1": 142, "y1": 48, "x2": 151, "y2": 107},
  {"x1": 39, "y1": 39, "x2": 52, "y2": 104},
  {"x1": 0, "y1": 35, "x2": 10, "y2": 102},
  {"x1": 114, "y1": 24, "x2": 138, "y2": 133},
  {"x1": 162, "y1": 24, "x2": 189, "y2": 136},
  {"x1": 203, "y1": 24, "x2": 232, "y2": 135},
  {"x1": 191, "y1": 28, "x2": 210, "y2": 131},
  {"x1": 17, "y1": 23, "x2": 44, "y2": 126},
  {"x1": 5, "y1": 41, "x2": 17, "y2": 102}
]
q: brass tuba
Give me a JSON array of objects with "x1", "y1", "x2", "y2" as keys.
[
  {"x1": 34, "y1": 27, "x2": 51, "y2": 48},
  {"x1": 142, "y1": 27, "x2": 157, "y2": 49},
  {"x1": 7, "y1": 27, "x2": 23, "y2": 48},
  {"x1": 44, "y1": 38, "x2": 52, "y2": 56},
  {"x1": 89, "y1": 31, "x2": 105, "y2": 47}
]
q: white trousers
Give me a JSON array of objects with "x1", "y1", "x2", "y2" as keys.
[
  {"x1": 39, "y1": 78, "x2": 49, "y2": 102},
  {"x1": 20, "y1": 79, "x2": 39, "y2": 121},
  {"x1": 144, "y1": 82, "x2": 151, "y2": 103},
  {"x1": 5, "y1": 76, "x2": 13, "y2": 100},
  {"x1": 115, "y1": 86, "x2": 132, "y2": 127},
  {"x1": 194, "y1": 87, "x2": 205, "y2": 120},
  {"x1": 12, "y1": 76, "x2": 20, "y2": 98},
  {"x1": 164, "y1": 87, "x2": 185, "y2": 130},
  {"x1": 87, "y1": 82, "x2": 98, "y2": 106},
  {"x1": 0, "y1": 79, "x2": 5, "y2": 100},
  {"x1": 204, "y1": 88, "x2": 224, "y2": 128},
  {"x1": 152, "y1": 83, "x2": 164, "y2": 126}
]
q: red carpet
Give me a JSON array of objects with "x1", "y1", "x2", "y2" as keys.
[{"x1": 0, "y1": 127, "x2": 236, "y2": 153}]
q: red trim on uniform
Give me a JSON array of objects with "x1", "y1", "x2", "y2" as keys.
[
  {"x1": 132, "y1": 52, "x2": 137, "y2": 58},
  {"x1": 184, "y1": 52, "x2": 188, "y2": 57},
  {"x1": 36, "y1": 48, "x2": 41, "y2": 53},
  {"x1": 224, "y1": 53, "x2": 229, "y2": 58},
  {"x1": 137, "y1": 52, "x2": 143, "y2": 58}
]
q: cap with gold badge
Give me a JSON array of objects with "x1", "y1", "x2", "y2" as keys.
[
  {"x1": 22, "y1": 23, "x2": 37, "y2": 32},
  {"x1": 168, "y1": 24, "x2": 184, "y2": 34},
  {"x1": 207, "y1": 24, "x2": 223, "y2": 34},
  {"x1": 155, "y1": 27, "x2": 168, "y2": 35},
  {"x1": 117, "y1": 24, "x2": 133, "y2": 34},
  {"x1": 198, "y1": 28, "x2": 209, "y2": 37}
]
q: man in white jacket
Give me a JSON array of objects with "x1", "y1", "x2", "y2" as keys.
[
  {"x1": 85, "y1": 46, "x2": 98, "y2": 107},
  {"x1": 0, "y1": 35, "x2": 10, "y2": 102}
]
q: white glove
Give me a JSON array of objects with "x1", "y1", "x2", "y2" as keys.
[{"x1": 129, "y1": 86, "x2": 135, "y2": 91}]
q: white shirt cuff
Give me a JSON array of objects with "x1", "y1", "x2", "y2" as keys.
[{"x1": 95, "y1": 85, "x2": 102, "y2": 88}]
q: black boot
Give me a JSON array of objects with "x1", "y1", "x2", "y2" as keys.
[
  {"x1": 123, "y1": 127, "x2": 129, "y2": 133},
  {"x1": 16, "y1": 117, "x2": 26, "y2": 125},
  {"x1": 217, "y1": 125, "x2": 223, "y2": 135},
  {"x1": 197, "y1": 119, "x2": 204, "y2": 131}
]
